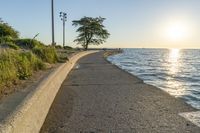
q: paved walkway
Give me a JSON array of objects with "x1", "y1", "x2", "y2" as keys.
[{"x1": 40, "y1": 52, "x2": 200, "y2": 133}]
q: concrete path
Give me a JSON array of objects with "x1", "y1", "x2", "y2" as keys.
[{"x1": 40, "y1": 52, "x2": 200, "y2": 133}]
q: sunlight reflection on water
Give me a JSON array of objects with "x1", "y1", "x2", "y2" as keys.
[
  {"x1": 107, "y1": 48, "x2": 200, "y2": 110},
  {"x1": 165, "y1": 49, "x2": 186, "y2": 96},
  {"x1": 168, "y1": 48, "x2": 180, "y2": 74}
]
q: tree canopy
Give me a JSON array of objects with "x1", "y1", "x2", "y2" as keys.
[
  {"x1": 72, "y1": 16, "x2": 110, "y2": 50},
  {"x1": 0, "y1": 18, "x2": 19, "y2": 39}
]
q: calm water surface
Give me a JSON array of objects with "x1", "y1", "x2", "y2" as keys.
[{"x1": 108, "y1": 48, "x2": 200, "y2": 109}]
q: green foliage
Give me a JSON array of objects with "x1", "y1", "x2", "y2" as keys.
[
  {"x1": 0, "y1": 42, "x2": 19, "y2": 50},
  {"x1": 32, "y1": 46, "x2": 58, "y2": 64},
  {"x1": 15, "y1": 39, "x2": 44, "y2": 49},
  {"x1": 16, "y1": 52, "x2": 45, "y2": 79},
  {"x1": 72, "y1": 16, "x2": 110, "y2": 50},
  {"x1": 0, "y1": 51, "x2": 18, "y2": 87},
  {"x1": 0, "y1": 20, "x2": 19, "y2": 38},
  {"x1": 24, "y1": 52, "x2": 45, "y2": 71},
  {"x1": 0, "y1": 19, "x2": 60, "y2": 91},
  {"x1": 0, "y1": 50, "x2": 45, "y2": 88},
  {"x1": 56, "y1": 50, "x2": 69, "y2": 63},
  {"x1": 16, "y1": 53, "x2": 32, "y2": 79},
  {"x1": 55, "y1": 45, "x2": 62, "y2": 49},
  {"x1": 63, "y1": 45, "x2": 73, "y2": 50},
  {"x1": 0, "y1": 36, "x2": 14, "y2": 43}
]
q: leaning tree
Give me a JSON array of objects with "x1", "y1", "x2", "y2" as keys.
[{"x1": 72, "y1": 16, "x2": 110, "y2": 50}]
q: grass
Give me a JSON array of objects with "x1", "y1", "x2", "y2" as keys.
[
  {"x1": 0, "y1": 42, "x2": 19, "y2": 50},
  {"x1": 16, "y1": 51, "x2": 46, "y2": 79},
  {"x1": 0, "y1": 44, "x2": 75, "y2": 93},
  {"x1": 32, "y1": 46, "x2": 58, "y2": 64},
  {"x1": 14, "y1": 38, "x2": 44, "y2": 49},
  {"x1": 0, "y1": 21, "x2": 75, "y2": 96},
  {"x1": 0, "y1": 37, "x2": 75, "y2": 95},
  {"x1": 0, "y1": 50, "x2": 46, "y2": 88}
]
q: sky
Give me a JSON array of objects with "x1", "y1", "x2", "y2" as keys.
[{"x1": 0, "y1": 0, "x2": 200, "y2": 49}]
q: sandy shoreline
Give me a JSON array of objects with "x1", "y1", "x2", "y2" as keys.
[{"x1": 41, "y1": 51, "x2": 200, "y2": 133}]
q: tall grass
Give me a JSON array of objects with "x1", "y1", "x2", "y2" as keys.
[
  {"x1": 0, "y1": 42, "x2": 19, "y2": 50},
  {"x1": 0, "y1": 50, "x2": 18, "y2": 87},
  {"x1": 14, "y1": 39, "x2": 44, "y2": 49},
  {"x1": 0, "y1": 50, "x2": 45, "y2": 88},
  {"x1": 32, "y1": 46, "x2": 58, "y2": 64},
  {"x1": 0, "y1": 20, "x2": 61, "y2": 92}
]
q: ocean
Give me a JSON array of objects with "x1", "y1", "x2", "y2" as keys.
[{"x1": 107, "y1": 48, "x2": 200, "y2": 110}]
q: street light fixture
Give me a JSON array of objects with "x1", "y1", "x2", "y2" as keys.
[{"x1": 59, "y1": 12, "x2": 67, "y2": 47}]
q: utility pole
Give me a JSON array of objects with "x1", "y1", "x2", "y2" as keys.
[
  {"x1": 51, "y1": 0, "x2": 55, "y2": 46},
  {"x1": 59, "y1": 12, "x2": 67, "y2": 47}
]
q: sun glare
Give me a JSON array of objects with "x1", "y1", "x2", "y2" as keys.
[{"x1": 166, "y1": 22, "x2": 188, "y2": 41}]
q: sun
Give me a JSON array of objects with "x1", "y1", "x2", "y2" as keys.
[{"x1": 166, "y1": 22, "x2": 188, "y2": 41}]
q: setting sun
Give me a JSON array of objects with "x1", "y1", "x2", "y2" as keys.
[{"x1": 166, "y1": 21, "x2": 189, "y2": 41}]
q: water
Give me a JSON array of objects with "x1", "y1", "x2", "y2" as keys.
[{"x1": 107, "y1": 48, "x2": 200, "y2": 110}]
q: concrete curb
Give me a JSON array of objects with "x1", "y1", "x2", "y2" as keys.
[{"x1": 0, "y1": 51, "x2": 98, "y2": 133}]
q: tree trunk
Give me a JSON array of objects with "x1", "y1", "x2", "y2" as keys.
[
  {"x1": 84, "y1": 42, "x2": 89, "y2": 51},
  {"x1": 85, "y1": 44, "x2": 88, "y2": 50}
]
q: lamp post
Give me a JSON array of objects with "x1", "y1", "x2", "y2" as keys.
[
  {"x1": 51, "y1": 0, "x2": 55, "y2": 46},
  {"x1": 59, "y1": 12, "x2": 67, "y2": 47}
]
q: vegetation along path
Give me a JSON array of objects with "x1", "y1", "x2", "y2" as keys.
[{"x1": 40, "y1": 52, "x2": 200, "y2": 133}]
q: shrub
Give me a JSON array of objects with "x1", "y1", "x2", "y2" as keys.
[
  {"x1": 16, "y1": 52, "x2": 46, "y2": 79},
  {"x1": 32, "y1": 46, "x2": 58, "y2": 64},
  {"x1": 0, "y1": 51, "x2": 18, "y2": 87},
  {"x1": 63, "y1": 45, "x2": 73, "y2": 50},
  {"x1": 15, "y1": 53, "x2": 32, "y2": 79},
  {"x1": 0, "y1": 42, "x2": 19, "y2": 50},
  {"x1": 25, "y1": 52, "x2": 46, "y2": 71},
  {"x1": 0, "y1": 50, "x2": 46, "y2": 88},
  {"x1": 0, "y1": 36, "x2": 14, "y2": 43},
  {"x1": 55, "y1": 45, "x2": 62, "y2": 49},
  {"x1": 15, "y1": 39, "x2": 44, "y2": 49},
  {"x1": 0, "y1": 22, "x2": 19, "y2": 38}
]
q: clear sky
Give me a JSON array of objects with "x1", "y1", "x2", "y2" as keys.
[{"x1": 0, "y1": 0, "x2": 200, "y2": 49}]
